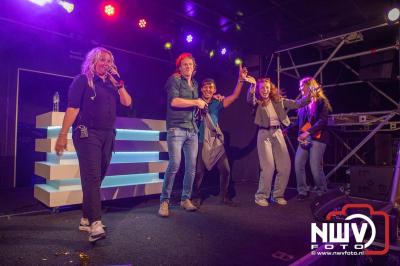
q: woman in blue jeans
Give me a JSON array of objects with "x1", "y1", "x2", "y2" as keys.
[{"x1": 294, "y1": 77, "x2": 332, "y2": 200}]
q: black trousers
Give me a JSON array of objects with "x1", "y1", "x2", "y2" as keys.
[
  {"x1": 194, "y1": 143, "x2": 231, "y2": 198},
  {"x1": 73, "y1": 128, "x2": 115, "y2": 224}
]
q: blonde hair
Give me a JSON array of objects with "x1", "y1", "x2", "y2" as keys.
[
  {"x1": 81, "y1": 47, "x2": 117, "y2": 88},
  {"x1": 300, "y1": 77, "x2": 332, "y2": 112}
]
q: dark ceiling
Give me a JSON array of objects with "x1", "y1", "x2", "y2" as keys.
[{"x1": 1, "y1": 0, "x2": 397, "y2": 60}]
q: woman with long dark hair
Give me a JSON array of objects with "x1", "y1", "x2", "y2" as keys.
[{"x1": 247, "y1": 78, "x2": 310, "y2": 207}]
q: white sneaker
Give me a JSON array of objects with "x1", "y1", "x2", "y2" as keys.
[
  {"x1": 79, "y1": 218, "x2": 106, "y2": 232},
  {"x1": 255, "y1": 198, "x2": 269, "y2": 207},
  {"x1": 79, "y1": 218, "x2": 90, "y2": 232},
  {"x1": 274, "y1": 198, "x2": 288, "y2": 205},
  {"x1": 89, "y1": 221, "x2": 106, "y2": 242}
]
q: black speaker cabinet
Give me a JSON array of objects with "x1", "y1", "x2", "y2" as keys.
[
  {"x1": 350, "y1": 166, "x2": 394, "y2": 201},
  {"x1": 374, "y1": 134, "x2": 393, "y2": 165},
  {"x1": 310, "y1": 188, "x2": 351, "y2": 221},
  {"x1": 372, "y1": 208, "x2": 399, "y2": 243}
]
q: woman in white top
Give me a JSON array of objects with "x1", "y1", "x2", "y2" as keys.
[{"x1": 247, "y1": 78, "x2": 310, "y2": 206}]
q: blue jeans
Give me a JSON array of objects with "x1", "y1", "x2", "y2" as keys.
[
  {"x1": 295, "y1": 140, "x2": 327, "y2": 196},
  {"x1": 160, "y1": 128, "x2": 198, "y2": 202}
]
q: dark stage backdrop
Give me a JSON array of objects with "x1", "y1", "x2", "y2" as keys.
[
  {"x1": 16, "y1": 71, "x2": 72, "y2": 187},
  {"x1": 0, "y1": 21, "x2": 261, "y2": 189}
]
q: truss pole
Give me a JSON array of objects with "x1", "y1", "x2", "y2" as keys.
[
  {"x1": 281, "y1": 45, "x2": 397, "y2": 71},
  {"x1": 339, "y1": 61, "x2": 398, "y2": 107},
  {"x1": 328, "y1": 129, "x2": 366, "y2": 164},
  {"x1": 265, "y1": 53, "x2": 274, "y2": 77},
  {"x1": 277, "y1": 53, "x2": 281, "y2": 90},
  {"x1": 313, "y1": 37, "x2": 345, "y2": 78},
  {"x1": 326, "y1": 112, "x2": 396, "y2": 180},
  {"x1": 287, "y1": 50, "x2": 300, "y2": 78},
  {"x1": 275, "y1": 23, "x2": 387, "y2": 53}
]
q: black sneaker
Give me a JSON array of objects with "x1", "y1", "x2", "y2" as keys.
[
  {"x1": 296, "y1": 194, "x2": 308, "y2": 201},
  {"x1": 220, "y1": 197, "x2": 238, "y2": 207},
  {"x1": 192, "y1": 197, "x2": 202, "y2": 208}
]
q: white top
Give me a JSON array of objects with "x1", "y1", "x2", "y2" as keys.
[{"x1": 265, "y1": 101, "x2": 280, "y2": 126}]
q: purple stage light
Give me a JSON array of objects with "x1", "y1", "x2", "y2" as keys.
[
  {"x1": 184, "y1": 2, "x2": 196, "y2": 17},
  {"x1": 186, "y1": 34, "x2": 193, "y2": 43},
  {"x1": 28, "y1": 0, "x2": 53, "y2": 6},
  {"x1": 221, "y1": 48, "x2": 227, "y2": 55}
]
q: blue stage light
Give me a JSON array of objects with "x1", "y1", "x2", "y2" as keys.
[{"x1": 186, "y1": 34, "x2": 193, "y2": 43}]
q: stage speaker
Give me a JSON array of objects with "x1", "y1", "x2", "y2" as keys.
[
  {"x1": 350, "y1": 166, "x2": 394, "y2": 201},
  {"x1": 374, "y1": 134, "x2": 393, "y2": 165},
  {"x1": 310, "y1": 188, "x2": 351, "y2": 221},
  {"x1": 372, "y1": 208, "x2": 399, "y2": 243},
  {"x1": 359, "y1": 50, "x2": 395, "y2": 81}
]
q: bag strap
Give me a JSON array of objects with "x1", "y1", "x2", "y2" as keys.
[{"x1": 204, "y1": 113, "x2": 219, "y2": 132}]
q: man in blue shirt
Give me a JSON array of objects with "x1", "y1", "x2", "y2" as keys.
[
  {"x1": 193, "y1": 65, "x2": 251, "y2": 206},
  {"x1": 159, "y1": 53, "x2": 207, "y2": 217}
]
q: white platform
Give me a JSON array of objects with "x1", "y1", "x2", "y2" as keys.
[{"x1": 34, "y1": 111, "x2": 167, "y2": 207}]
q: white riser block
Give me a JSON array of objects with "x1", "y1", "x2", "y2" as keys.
[
  {"x1": 35, "y1": 138, "x2": 168, "y2": 153},
  {"x1": 35, "y1": 161, "x2": 168, "y2": 180},
  {"x1": 34, "y1": 181, "x2": 163, "y2": 207}
]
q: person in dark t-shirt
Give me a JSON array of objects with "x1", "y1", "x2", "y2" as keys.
[
  {"x1": 55, "y1": 47, "x2": 132, "y2": 242},
  {"x1": 193, "y1": 65, "x2": 251, "y2": 206}
]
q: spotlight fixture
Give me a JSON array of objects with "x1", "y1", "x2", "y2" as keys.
[
  {"x1": 138, "y1": 19, "x2": 147, "y2": 28},
  {"x1": 387, "y1": 7, "x2": 400, "y2": 23},
  {"x1": 209, "y1": 50, "x2": 215, "y2": 59},
  {"x1": 234, "y1": 58, "x2": 242, "y2": 66},
  {"x1": 164, "y1": 42, "x2": 172, "y2": 50},
  {"x1": 221, "y1": 48, "x2": 227, "y2": 55},
  {"x1": 58, "y1": 0, "x2": 74, "y2": 13},
  {"x1": 235, "y1": 24, "x2": 241, "y2": 31},
  {"x1": 28, "y1": 0, "x2": 53, "y2": 6},
  {"x1": 104, "y1": 3, "x2": 116, "y2": 17},
  {"x1": 186, "y1": 34, "x2": 193, "y2": 43}
]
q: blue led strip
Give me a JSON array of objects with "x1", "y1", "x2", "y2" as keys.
[
  {"x1": 47, "y1": 151, "x2": 162, "y2": 163},
  {"x1": 43, "y1": 173, "x2": 162, "y2": 190},
  {"x1": 47, "y1": 127, "x2": 161, "y2": 141}
]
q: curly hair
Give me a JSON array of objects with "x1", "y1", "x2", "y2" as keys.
[
  {"x1": 81, "y1": 47, "x2": 117, "y2": 88},
  {"x1": 256, "y1": 78, "x2": 284, "y2": 105}
]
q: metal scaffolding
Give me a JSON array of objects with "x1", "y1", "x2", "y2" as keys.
[{"x1": 274, "y1": 22, "x2": 400, "y2": 180}]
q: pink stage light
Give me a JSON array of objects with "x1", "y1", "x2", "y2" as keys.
[
  {"x1": 104, "y1": 3, "x2": 116, "y2": 17},
  {"x1": 138, "y1": 19, "x2": 147, "y2": 28}
]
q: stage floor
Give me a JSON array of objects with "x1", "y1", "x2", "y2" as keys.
[{"x1": 0, "y1": 183, "x2": 316, "y2": 265}]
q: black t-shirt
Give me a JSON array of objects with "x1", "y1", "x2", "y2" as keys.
[{"x1": 68, "y1": 74, "x2": 118, "y2": 129}]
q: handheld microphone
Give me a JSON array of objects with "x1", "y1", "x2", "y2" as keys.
[{"x1": 107, "y1": 67, "x2": 124, "y2": 89}]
